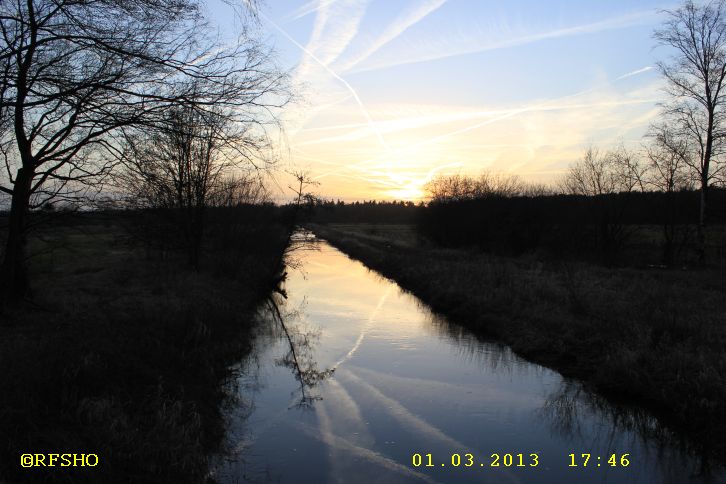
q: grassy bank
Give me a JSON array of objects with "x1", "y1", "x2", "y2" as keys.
[
  {"x1": 0, "y1": 212, "x2": 287, "y2": 483},
  {"x1": 311, "y1": 223, "x2": 726, "y2": 461}
]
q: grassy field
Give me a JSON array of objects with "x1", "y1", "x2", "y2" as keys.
[
  {"x1": 0, "y1": 213, "x2": 287, "y2": 483},
  {"x1": 311, "y1": 222, "x2": 726, "y2": 463}
]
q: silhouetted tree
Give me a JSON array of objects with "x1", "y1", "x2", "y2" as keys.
[
  {"x1": 0, "y1": 0, "x2": 289, "y2": 302},
  {"x1": 560, "y1": 146, "x2": 645, "y2": 262},
  {"x1": 560, "y1": 145, "x2": 645, "y2": 196},
  {"x1": 121, "y1": 104, "x2": 233, "y2": 268},
  {"x1": 560, "y1": 147, "x2": 617, "y2": 196},
  {"x1": 425, "y1": 171, "x2": 525, "y2": 202},
  {"x1": 645, "y1": 124, "x2": 695, "y2": 265},
  {"x1": 654, "y1": 0, "x2": 726, "y2": 263},
  {"x1": 609, "y1": 145, "x2": 648, "y2": 193}
]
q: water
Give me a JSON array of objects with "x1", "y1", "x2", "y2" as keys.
[{"x1": 213, "y1": 237, "x2": 725, "y2": 484}]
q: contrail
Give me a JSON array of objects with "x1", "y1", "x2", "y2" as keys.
[
  {"x1": 286, "y1": 0, "x2": 339, "y2": 21},
  {"x1": 337, "y1": 0, "x2": 448, "y2": 72},
  {"x1": 615, "y1": 66, "x2": 654, "y2": 81},
  {"x1": 257, "y1": 10, "x2": 390, "y2": 152},
  {"x1": 312, "y1": 94, "x2": 657, "y2": 181}
]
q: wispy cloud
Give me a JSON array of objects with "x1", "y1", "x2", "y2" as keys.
[
  {"x1": 301, "y1": 98, "x2": 657, "y2": 153},
  {"x1": 335, "y1": 0, "x2": 448, "y2": 72},
  {"x1": 285, "y1": 0, "x2": 339, "y2": 21},
  {"x1": 259, "y1": 7, "x2": 389, "y2": 150},
  {"x1": 294, "y1": 0, "x2": 370, "y2": 85},
  {"x1": 309, "y1": 78, "x2": 662, "y2": 186},
  {"x1": 265, "y1": 2, "x2": 669, "y2": 200},
  {"x1": 349, "y1": 9, "x2": 661, "y2": 73}
]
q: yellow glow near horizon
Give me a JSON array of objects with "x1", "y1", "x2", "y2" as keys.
[
  {"x1": 386, "y1": 184, "x2": 425, "y2": 201},
  {"x1": 286, "y1": 86, "x2": 662, "y2": 202}
]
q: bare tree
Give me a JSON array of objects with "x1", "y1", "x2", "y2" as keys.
[
  {"x1": 646, "y1": 125, "x2": 695, "y2": 193},
  {"x1": 424, "y1": 173, "x2": 477, "y2": 202},
  {"x1": 560, "y1": 146, "x2": 646, "y2": 263},
  {"x1": 645, "y1": 124, "x2": 696, "y2": 265},
  {"x1": 122, "y1": 105, "x2": 226, "y2": 269},
  {"x1": 559, "y1": 147, "x2": 618, "y2": 196},
  {"x1": 120, "y1": 93, "x2": 280, "y2": 269},
  {"x1": 0, "y1": 0, "x2": 290, "y2": 302},
  {"x1": 473, "y1": 172, "x2": 525, "y2": 198},
  {"x1": 208, "y1": 174, "x2": 271, "y2": 208},
  {"x1": 425, "y1": 171, "x2": 525, "y2": 202},
  {"x1": 654, "y1": 0, "x2": 726, "y2": 263},
  {"x1": 560, "y1": 145, "x2": 645, "y2": 196},
  {"x1": 608, "y1": 145, "x2": 648, "y2": 193}
]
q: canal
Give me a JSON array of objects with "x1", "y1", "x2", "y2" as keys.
[{"x1": 213, "y1": 236, "x2": 724, "y2": 484}]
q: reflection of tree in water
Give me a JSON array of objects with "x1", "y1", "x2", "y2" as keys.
[
  {"x1": 265, "y1": 297, "x2": 334, "y2": 408},
  {"x1": 422, "y1": 307, "x2": 549, "y2": 378},
  {"x1": 541, "y1": 379, "x2": 723, "y2": 479}
]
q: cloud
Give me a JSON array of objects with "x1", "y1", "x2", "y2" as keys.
[
  {"x1": 298, "y1": 0, "x2": 370, "y2": 71},
  {"x1": 261, "y1": 6, "x2": 389, "y2": 149},
  {"x1": 298, "y1": 97, "x2": 658, "y2": 151},
  {"x1": 285, "y1": 0, "x2": 339, "y2": 21},
  {"x1": 334, "y1": 0, "x2": 448, "y2": 72},
  {"x1": 349, "y1": 9, "x2": 661, "y2": 73},
  {"x1": 270, "y1": 2, "x2": 668, "y2": 199},
  {"x1": 304, "y1": 78, "x2": 663, "y2": 193}
]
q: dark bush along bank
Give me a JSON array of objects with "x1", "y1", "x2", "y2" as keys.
[{"x1": 418, "y1": 189, "x2": 726, "y2": 267}]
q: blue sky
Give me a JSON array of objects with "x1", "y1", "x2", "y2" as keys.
[{"x1": 210, "y1": 0, "x2": 678, "y2": 200}]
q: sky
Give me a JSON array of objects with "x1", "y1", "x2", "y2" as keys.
[{"x1": 210, "y1": 0, "x2": 679, "y2": 201}]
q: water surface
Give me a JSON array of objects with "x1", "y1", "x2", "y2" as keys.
[{"x1": 214, "y1": 237, "x2": 725, "y2": 484}]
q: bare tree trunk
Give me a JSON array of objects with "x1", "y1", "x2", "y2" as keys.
[
  {"x1": 699, "y1": 109, "x2": 712, "y2": 266},
  {"x1": 1, "y1": 167, "x2": 33, "y2": 304},
  {"x1": 663, "y1": 190, "x2": 676, "y2": 267},
  {"x1": 697, "y1": 176, "x2": 708, "y2": 265}
]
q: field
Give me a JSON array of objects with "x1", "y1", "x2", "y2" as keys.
[
  {"x1": 0, "y1": 212, "x2": 288, "y2": 483},
  {"x1": 311, "y1": 222, "x2": 726, "y2": 463}
]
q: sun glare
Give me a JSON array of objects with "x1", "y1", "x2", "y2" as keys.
[{"x1": 387, "y1": 183, "x2": 425, "y2": 201}]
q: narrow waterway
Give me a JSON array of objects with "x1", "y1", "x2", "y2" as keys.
[{"x1": 213, "y1": 236, "x2": 725, "y2": 484}]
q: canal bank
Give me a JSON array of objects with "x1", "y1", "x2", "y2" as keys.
[
  {"x1": 307, "y1": 223, "x2": 726, "y2": 469},
  {"x1": 215, "y1": 235, "x2": 725, "y2": 483}
]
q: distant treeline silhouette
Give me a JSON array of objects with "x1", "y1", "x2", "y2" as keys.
[
  {"x1": 310, "y1": 199, "x2": 423, "y2": 224},
  {"x1": 307, "y1": 186, "x2": 726, "y2": 267},
  {"x1": 418, "y1": 189, "x2": 726, "y2": 266}
]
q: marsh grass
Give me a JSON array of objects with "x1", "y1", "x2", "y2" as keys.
[
  {"x1": 312, "y1": 223, "x2": 726, "y2": 462},
  {"x1": 0, "y1": 213, "x2": 287, "y2": 483}
]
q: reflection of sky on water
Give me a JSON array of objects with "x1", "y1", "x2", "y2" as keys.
[{"x1": 213, "y1": 240, "x2": 725, "y2": 484}]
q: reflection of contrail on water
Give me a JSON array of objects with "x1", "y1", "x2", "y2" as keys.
[
  {"x1": 332, "y1": 285, "x2": 393, "y2": 369},
  {"x1": 340, "y1": 368, "x2": 467, "y2": 450},
  {"x1": 296, "y1": 420, "x2": 441, "y2": 483},
  {"x1": 339, "y1": 369, "x2": 523, "y2": 484},
  {"x1": 323, "y1": 379, "x2": 369, "y2": 441},
  {"x1": 317, "y1": 400, "x2": 348, "y2": 484},
  {"x1": 317, "y1": 387, "x2": 378, "y2": 483}
]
